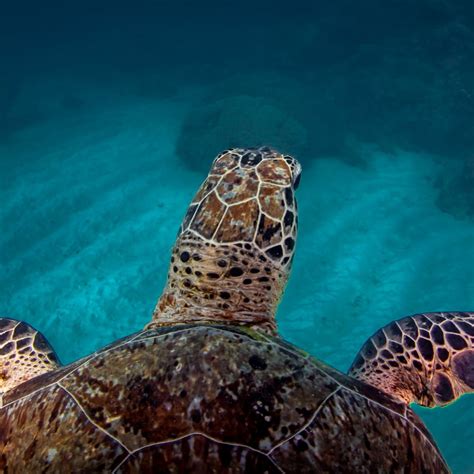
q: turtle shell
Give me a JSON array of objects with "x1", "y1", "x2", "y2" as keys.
[{"x1": 0, "y1": 324, "x2": 448, "y2": 472}]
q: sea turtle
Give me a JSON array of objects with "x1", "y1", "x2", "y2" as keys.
[{"x1": 0, "y1": 147, "x2": 472, "y2": 473}]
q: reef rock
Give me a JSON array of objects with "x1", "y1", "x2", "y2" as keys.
[{"x1": 176, "y1": 95, "x2": 308, "y2": 172}]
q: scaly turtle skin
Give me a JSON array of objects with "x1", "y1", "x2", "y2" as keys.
[{"x1": 0, "y1": 147, "x2": 472, "y2": 473}]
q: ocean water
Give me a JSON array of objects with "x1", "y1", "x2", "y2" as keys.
[{"x1": 1, "y1": 1, "x2": 473, "y2": 472}]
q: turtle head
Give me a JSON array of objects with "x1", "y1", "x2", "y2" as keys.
[{"x1": 150, "y1": 147, "x2": 301, "y2": 333}]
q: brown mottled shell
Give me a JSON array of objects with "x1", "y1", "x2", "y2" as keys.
[{"x1": 0, "y1": 325, "x2": 448, "y2": 472}]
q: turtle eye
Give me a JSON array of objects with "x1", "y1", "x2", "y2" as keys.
[{"x1": 293, "y1": 172, "x2": 301, "y2": 190}]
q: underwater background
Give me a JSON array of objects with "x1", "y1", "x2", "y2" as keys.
[{"x1": 0, "y1": 1, "x2": 473, "y2": 471}]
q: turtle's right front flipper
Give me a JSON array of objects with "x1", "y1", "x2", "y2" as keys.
[
  {"x1": 0, "y1": 318, "x2": 61, "y2": 399},
  {"x1": 349, "y1": 312, "x2": 473, "y2": 407}
]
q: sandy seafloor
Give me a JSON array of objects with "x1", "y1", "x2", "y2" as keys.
[{"x1": 1, "y1": 79, "x2": 473, "y2": 473}]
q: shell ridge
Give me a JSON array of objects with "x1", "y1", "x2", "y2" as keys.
[
  {"x1": 57, "y1": 382, "x2": 131, "y2": 454},
  {"x1": 267, "y1": 340, "x2": 403, "y2": 410},
  {"x1": 267, "y1": 386, "x2": 342, "y2": 455},
  {"x1": 111, "y1": 432, "x2": 285, "y2": 474}
]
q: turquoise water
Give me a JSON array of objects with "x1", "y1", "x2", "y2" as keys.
[{"x1": 1, "y1": 2, "x2": 473, "y2": 472}]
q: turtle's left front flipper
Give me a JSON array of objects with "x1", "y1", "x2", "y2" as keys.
[
  {"x1": 349, "y1": 312, "x2": 473, "y2": 407},
  {"x1": 0, "y1": 318, "x2": 61, "y2": 398}
]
